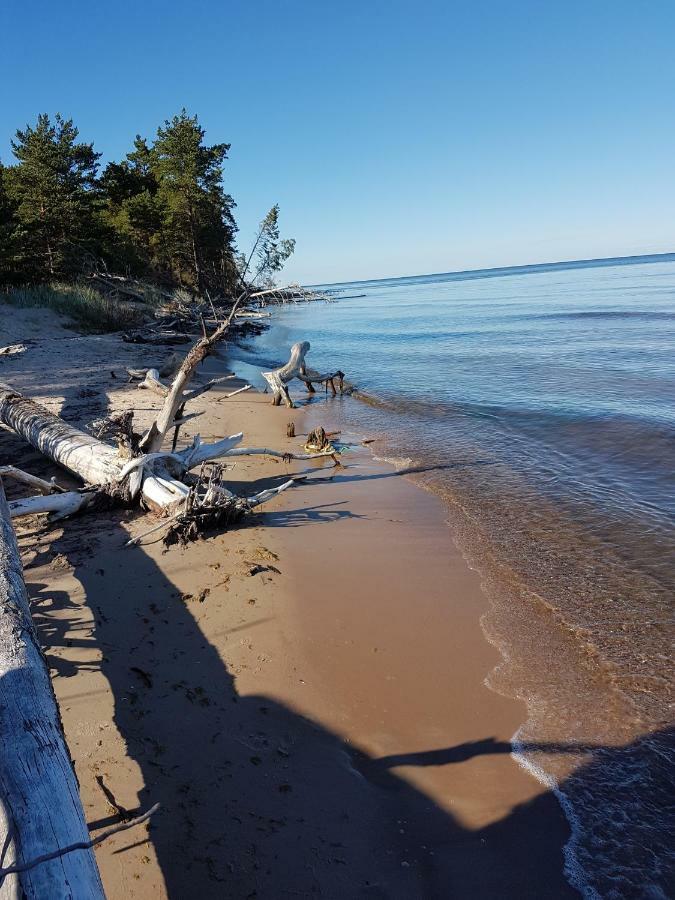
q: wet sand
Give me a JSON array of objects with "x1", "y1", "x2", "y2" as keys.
[{"x1": 0, "y1": 305, "x2": 574, "y2": 897}]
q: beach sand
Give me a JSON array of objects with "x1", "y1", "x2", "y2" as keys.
[{"x1": 0, "y1": 305, "x2": 574, "y2": 897}]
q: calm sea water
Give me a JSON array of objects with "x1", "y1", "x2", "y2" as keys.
[{"x1": 232, "y1": 254, "x2": 675, "y2": 898}]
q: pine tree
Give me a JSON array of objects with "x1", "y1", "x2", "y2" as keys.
[
  {"x1": 0, "y1": 162, "x2": 17, "y2": 285},
  {"x1": 8, "y1": 114, "x2": 101, "y2": 280},
  {"x1": 249, "y1": 204, "x2": 296, "y2": 287},
  {"x1": 99, "y1": 137, "x2": 164, "y2": 275},
  {"x1": 151, "y1": 110, "x2": 236, "y2": 292}
]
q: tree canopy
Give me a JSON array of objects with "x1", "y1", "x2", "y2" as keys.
[
  {"x1": 0, "y1": 110, "x2": 294, "y2": 296},
  {"x1": 7, "y1": 114, "x2": 101, "y2": 281}
]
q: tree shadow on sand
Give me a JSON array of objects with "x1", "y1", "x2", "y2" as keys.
[
  {"x1": 34, "y1": 513, "x2": 579, "y2": 900},
  {"x1": 3, "y1": 388, "x2": 671, "y2": 899},
  {"x1": 38, "y1": 513, "x2": 673, "y2": 898}
]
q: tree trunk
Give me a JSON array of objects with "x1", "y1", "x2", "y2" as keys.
[
  {"x1": 0, "y1": 385, "x2": 123, "y2": 486},
  {"x1": 0, "y1": 384, "x2": 246, "y2": 513},
  {"x1": 0, "y1": 482, "x2": 104, "y2": 897}
]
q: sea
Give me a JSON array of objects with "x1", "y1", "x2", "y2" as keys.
[{"x1": 230, "y1": 253, "x2": 675, "y2": 899}]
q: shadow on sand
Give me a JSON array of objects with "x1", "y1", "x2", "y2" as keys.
[{"x1": 2, "y1": 388, "x2": 671, "y2": 899}]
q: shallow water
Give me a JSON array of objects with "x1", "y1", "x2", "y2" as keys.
[{"x1": 232, "y1": 255, "x2": 675, "y2": 898}]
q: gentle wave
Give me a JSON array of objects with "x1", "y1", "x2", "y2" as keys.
[{"x1": 244, "y1": 255, "x2": 675, "y2": 898}]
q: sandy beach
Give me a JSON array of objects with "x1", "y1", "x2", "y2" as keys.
[{"x1": 0, "y1": 305, "x2": 574, "y2": 897}]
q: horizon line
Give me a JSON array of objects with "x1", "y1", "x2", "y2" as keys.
[{"x1": 305, "y1": 251, "x2": 675, "y2": 289}]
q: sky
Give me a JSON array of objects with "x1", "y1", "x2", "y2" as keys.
[{"x1": 1, "y1": 0, "x2": 674, "y2": 284}]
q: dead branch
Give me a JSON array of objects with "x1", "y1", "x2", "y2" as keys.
[
  {"x1": 0, "y1": 295, "x2": 346, "y2": 537},
  {"x1": 0, "y1": 465, "x2": 65, "y2": 495},
  {"x1": 8, "y1": 489, "x2": 109, "y2": 521},
  {"x1": 138, "y1": 291, "x2": 249, "y2": 453}
]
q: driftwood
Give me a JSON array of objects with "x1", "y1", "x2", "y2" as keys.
[
  {"x1": 0, "y1": 385, "x2": 329, "y2": 522},
  {"x1": 0, "y1": 482, "x2": 104, "y2": 897},
  {"x1": 0, "y1": 384, "x2": 131, "y2": 487},
  {"x1": 0, "y1": 466, "x2": 64, "y2": 495},
  {"x1": 305, "y1": 427, "x2": 335, "y2": 453},
  {"x1": 7, "y1": 489, "x2": 105, "y2": 521},
  {"x1": 248, "y1": 286, "x2": 331, "y2": 306},
  {"x1": 0, "y1": 803, "x2": 158, "y2": 886},
  {"x1": 0, "y1": 294, "x2": 343, "y2": 528},
  {"x1": 262, "y1": 341, "x2": 346, "y2": 408},
  {"x1": 0, "y1": 294, "x2": 349, "y2": 898}
]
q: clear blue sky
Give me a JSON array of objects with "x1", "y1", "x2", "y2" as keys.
[{"x1": 2, "y1": 0, "x2": 674, "y2": 284}]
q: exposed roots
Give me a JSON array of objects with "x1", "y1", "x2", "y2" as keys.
[{"x1": 162, "y1": 464, "x2": 247, "y2": 547}]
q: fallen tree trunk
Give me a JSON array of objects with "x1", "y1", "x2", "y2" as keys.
[
  {"x1": 0, "y1": 384, "x2": 124, "y2": 486},
  {"x1": 0, "y1": 384, "x2": 245, "y2": 509},
  {"x1": 0, "y1": 482, "x2": 104, "y2": 897},
  {"x1": 0, "y1": 382, "x2": 333, "y2": 520}
]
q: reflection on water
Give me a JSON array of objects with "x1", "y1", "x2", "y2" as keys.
[{"x1": 232, "y1": 255, "x2": 675, "y2": 897}]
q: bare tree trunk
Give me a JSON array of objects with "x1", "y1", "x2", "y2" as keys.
[
  {"x1": 0, "y1": 483, "x2": 104, "y2": 897},
  {"x1": 0, "y1": 385, "x2": 124, "y2": 486}
]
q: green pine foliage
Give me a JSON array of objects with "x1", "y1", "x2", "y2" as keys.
[
  {"x1": 0, "y1": 162, "x2": 17, "y2": 285},
  {"x1": 151, "y1": 110, "x2": 237, "y2": 291},
  {"x1": 251, "y1": 204, "x2": 296, "y2": 287},
  {"x1": 6, "y1": 114, "x2": 101, "y2": 280},
  {"x1": 0, "y1": 109, "x2": 294, "y2": 304}
]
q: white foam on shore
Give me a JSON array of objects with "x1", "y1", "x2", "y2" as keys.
[
  {"x1": 372, "y1": 454, "x2": 413, "y2": 469},
  {"x1": 510, "y1": 725, "x2": 599, "y2": 900}
]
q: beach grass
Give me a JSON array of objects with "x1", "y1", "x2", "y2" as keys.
[{"x1": 2, "y1": 282, "x2": 147, "y2": 333}]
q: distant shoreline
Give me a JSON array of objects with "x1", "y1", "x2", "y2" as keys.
[{"x1": 308, "y1": 250, "x2": 675, "y2": 289}]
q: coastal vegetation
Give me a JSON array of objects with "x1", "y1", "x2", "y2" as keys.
[
  {"x1": 3, "y1": 281, "x2": 144, "y2": 331},
  {"x1": 0, "y1": 110, "x2": 295, "y2": 327}
]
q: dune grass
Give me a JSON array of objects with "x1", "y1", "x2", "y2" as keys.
[{"x1": 2, "y1": 282, "x2": 147, "y2": 333}]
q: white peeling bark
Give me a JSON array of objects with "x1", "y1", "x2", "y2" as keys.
[
  {"x1": 0, "y1": 483, "x2": 104, "y2": 897},
  {"x1": 7, "y1": 491, "x2": 92, "y2": 521},
  {"x1": 0, "y1": 385, "x2": 123, "y2": 486},
  {"x1": 0, "y1": 384, "x2": 181, "y2": 511}
]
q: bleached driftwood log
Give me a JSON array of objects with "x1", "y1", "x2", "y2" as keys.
[
  {"x1": 0, "y1": 384, "x2": 127, "y2": 486},
  {"x1": 262, "y1": 341, "x2": 345, "y2": 408},
  {"x1": 0, "y1": 293, "x2": 343, "y2": 527},
  {"x1": 137, "y1": 368, "x2": 169, "y2": 397},
  {"x1": 0, "y1": 388, "x2": 332, "y2": 524},
  {"x1": 0, "y1": 382, "x2": 244, "y2": 512},
  {"x1": 0, "y1": 482, "x2": 104, "y2": 897},
  {"x1": 7, "y1": 490, "x2": 99, "y2": 521}
]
